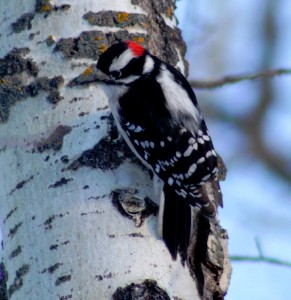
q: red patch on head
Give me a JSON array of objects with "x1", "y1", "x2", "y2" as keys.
[{"x1": 126, "y1": 40, "x2": 145, "y2": 57}]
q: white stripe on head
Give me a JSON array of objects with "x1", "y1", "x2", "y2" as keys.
[
  {"x1": 109, "y1": 48, "x2": 135, "y2": 72},
  {"x1": 142, "y1": 55, "x2": 154, "y2": 74},
  {"x1": 115, "y1": 75, "x2": 139, "y2": 84}
]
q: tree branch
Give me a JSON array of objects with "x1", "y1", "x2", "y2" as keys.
[
  {"x1": 230, "y1": 255, "x2": 291, "y2": 269},
  {"x1": 189, "y1": 68, "x2": 291, "y2": 89},
  {"x1": 230, "y1": 237, "x2": 291, "y2": 269}
]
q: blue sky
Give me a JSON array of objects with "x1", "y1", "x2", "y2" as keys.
[{"x1": 176, "y1": 1, "x2": 291, "y2": 299}]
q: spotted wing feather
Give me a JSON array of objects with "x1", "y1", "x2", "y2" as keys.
[{"x1": 118, "y1": 63, "x2": 218, "y2": 214}]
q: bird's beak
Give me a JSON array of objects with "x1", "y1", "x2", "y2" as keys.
[{"x1": 68, "y1": 68, "x2": 111, "y2": 87}]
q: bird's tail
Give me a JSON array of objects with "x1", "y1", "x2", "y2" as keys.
[
  {"x1": 160, "y1": 180, "x2": 222, "y2": 262},
  {"x1": 161, "y1": 185, "x2": 192, "y2": 262}
]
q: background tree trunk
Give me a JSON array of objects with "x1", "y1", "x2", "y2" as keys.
[{"x1": 0, "y1": 1, "x2": 231, "y2": 299}]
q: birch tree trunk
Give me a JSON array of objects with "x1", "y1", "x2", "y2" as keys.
[{"x1": 0, "y1": 1, "x2": 231, "y2": 299}]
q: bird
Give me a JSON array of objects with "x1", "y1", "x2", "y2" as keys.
[{"x1": 94, "y1": 40, "x2": 222, "y2": 261}]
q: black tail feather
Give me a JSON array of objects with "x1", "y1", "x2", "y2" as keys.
[{"x1": 162, "y1": 185, "x2": 192, "y2": 262}]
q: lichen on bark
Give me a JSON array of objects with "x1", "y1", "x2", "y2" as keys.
[
  {"x1": 54, "y1": 30, "x2": 148, "y2": 60},
  {"x1": 84, "y1": 11, "x2": 148, "y2": 29},
  {"x1": 0, "y1": 48, "x2": 64, "y2": 122}
]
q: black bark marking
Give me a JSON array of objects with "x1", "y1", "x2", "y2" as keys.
[
  {"x1": 43, "y1": 212, "x2": 69, "y2": 229},
  {"x1": 35, "y1": 125, "x2": 72, "y2": 153},
  {"x1": 52, "y1": 5, "x2": 71, "y2": 12},
  {"x1": 95, "y1": 272, "x2": 113, "y2": 281},
  {"x1": 46, "y1": 89, "x2": 64, "y2": 104},
  {"x1": 29, "y1": 31, "x2": 40, "y2": 40},
  {"x1": 87, "y1": 194, "x2": 108, "y2": 201},
  {"x1": 41, "y1": 262, "x2": 63, "y2": 274},
  {"x1": 79, "y1": 111, "x2": 89, "y2": 117},
  {"x1": 8, "y1": 264, "x2": 29, "y2": 297},
  {"x1": 25, "y1": 75, "x2": 64, "y2": 104},
  {"x1": 8, "y1": 222, "x2": 23, "y2": 239},
  {"x1": 69, "y1": 137, "x2": 130, "y2": 170},
  {"x1": 49, "y1": 240, "x2": 70, "y2": 251},
  {"x1": 47, "y1": 263, "x2": 63, "y2": 274},
  {"x1": 35, "y1": 0, "x2": 70, "y2": 15},
  {"x1": 126, "y1": 233, "x2": 144, "y2": 238},
  {"x1": 50, "y1": 244, "x2": 59, "y2": 251},
  {"x1": 80, "y1": 209, "x2": 104, "y2": 216},
  {"x1": 11, "y1": 13, "x2": 35, "y2": 33},
  {"x1": 113, "y1": 279, "x2": 170, "y2": 300},
  {"x1": 3, "y1": 207, "x2": 18, "y2": 224},
  {"x1": 9, "y1": 175, "x2": 34, "y2": 195},
  {"x1": 66, "y1": 113, "x2": 141, "y2": 171},
  {"x1": 9, "y1": 246, "x2": 22, "y2": 259},
  {"x1": 55, "y1": 274, "x2": 71, "y2": 286},
  {"x1": 60, "y1": 155, "x2": 69, "y2": 164},
  {"x1": 48, "y1": 177, "x2": 73, "y2": 189},
  {"x1": 67, "y1": 136, "x2": 136, "y2": 171},
  {"x1": 60, "y1": 295, "x2": 72, "y2": 300}
]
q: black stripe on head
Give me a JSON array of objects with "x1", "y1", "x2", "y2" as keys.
[
  {"x1": 97, "y1": 42, "x2": 128, "y2": 75},
  {"x1": 118, "y1": 55, "x2": 146, "y2": 79}
]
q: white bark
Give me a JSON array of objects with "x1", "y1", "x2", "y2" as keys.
[{"x1": 0, "y1": 1, "x2": 205, "y2": 299}]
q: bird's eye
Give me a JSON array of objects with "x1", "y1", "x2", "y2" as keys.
[{"x1": 111, "y1": 70, "x2": 121, "y2": 78}]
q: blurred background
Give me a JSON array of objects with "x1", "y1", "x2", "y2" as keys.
[{"x1": 176, "y1": 0, "x2": 291, "y2": 299}]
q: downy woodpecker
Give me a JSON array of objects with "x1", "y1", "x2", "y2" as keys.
[{"x1": 96, "y1": 41, "x2": 222, "y2": 260}]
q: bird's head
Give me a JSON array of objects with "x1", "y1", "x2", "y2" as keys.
[{"x1": 97, "y1": 41, "x2": 155, "y2": 84}]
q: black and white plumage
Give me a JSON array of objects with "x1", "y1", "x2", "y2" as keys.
[{"x1": 96, "y1": 41, "x2": 222, "y2": 260}]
